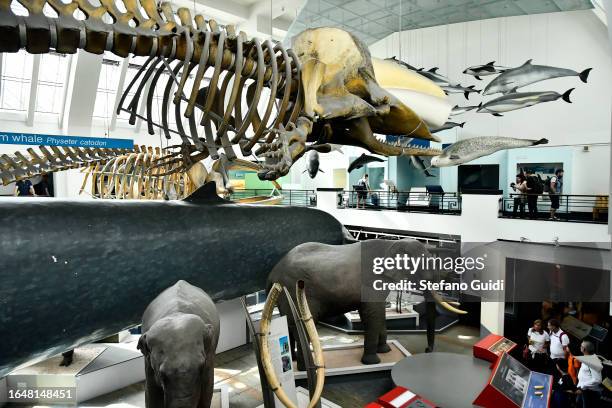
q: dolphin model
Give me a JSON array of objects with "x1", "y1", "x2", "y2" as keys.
[
  {"x1": 431, "y1": 137, "x2": 548, "y2": 167},
  {"x1": 463, "y1": 61, "x2": 510, "y2": 80},
  {"x1": 442, "y1": 84, "x2": 480, "y2": 100},
  {"x1": 416, "y1": 67, "x2": 456, "y2": 87},
  {"x1": 450, "y1": 104, "x2": 479, "y2": 116},
  {"x1": 0, "y1": 182, "x2": 347, "y2": 376},
  {"x1": 348, "y1": 153, "x2": 385, "y2": 173},
  {"x1": 431, "y1": 121, "x2": 465, "y2": 133},
  {"x1": 410, "y1": 156, "x2": 435, "y2": 177},
  {"x1": 303, "y1": 150, "x2": 324, "y2": 179},
  {"x1": 476, "y1": 89, "x2": 574, "y2": 116},
  {"x1": 482, "y1": 59, "x2": 592, "y2": 95}
]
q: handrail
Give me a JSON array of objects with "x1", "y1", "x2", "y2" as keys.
[
  {"x1": 500, "y1": 193, "x2": 608, "y2": 224},
  {"x1": 338, "y1": 189, "x2": 462, "y2": 215}
]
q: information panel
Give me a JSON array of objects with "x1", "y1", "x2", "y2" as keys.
[{"x1": 0, "y1": 131, "x2": 133, "y2": 149}]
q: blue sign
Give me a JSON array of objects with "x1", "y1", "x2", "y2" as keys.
[{"x1": 0, "y1": 131, "x2": 134, "y2": 149}]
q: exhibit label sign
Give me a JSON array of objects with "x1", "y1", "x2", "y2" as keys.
[{"x1": 0, "y1": 131, "x2": 133, "y2": 149}]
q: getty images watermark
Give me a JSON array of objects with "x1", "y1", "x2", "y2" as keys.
[{"x1": 360, "y1": 240, "x2": 611, "y2": 303}]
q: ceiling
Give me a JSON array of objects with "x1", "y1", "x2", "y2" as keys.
[{"x1": 285, "y1": 0, "x2": 596, "y2": 45}]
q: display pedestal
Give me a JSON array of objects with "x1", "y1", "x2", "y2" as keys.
[
  {"x1": 473, "y1": 334, "x2": 517, "y2": 363},
  {"x1": 294, "y1": 340, "x2": 410, "y2": 379},
  {"x1": 473, "y1": 353, "x2": 552, "y2": 408}
]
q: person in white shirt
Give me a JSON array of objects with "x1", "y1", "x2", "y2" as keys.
[
  {"x1": 527, "y1": 319, "x2": 550, "y2": 373},
  {"x1": 576, "y1": 340, "x2": 602, "y2": 408},
  {"x1": 548, "y1": 319, "x2": 570, "y2": 376}
]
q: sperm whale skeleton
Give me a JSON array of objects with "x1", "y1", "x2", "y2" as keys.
[{"x1": 0, "y1": 1, "x2": 442, "y2": 187}]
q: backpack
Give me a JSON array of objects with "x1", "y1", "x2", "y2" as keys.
[
  {"x1": 541, "y1": 175, "x2": 554, "y2": 193},
  {"x1": 531, "y1": 175, "x2": 544, "y2": 194}
]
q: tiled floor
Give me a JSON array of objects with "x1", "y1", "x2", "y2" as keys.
[{"x1": 77, "y1": 323, "x2": 479, "y2": 408}]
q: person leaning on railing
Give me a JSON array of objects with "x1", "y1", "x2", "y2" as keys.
[{"x1": 510, "y1": 174, "x2": 528, "y2": 218}]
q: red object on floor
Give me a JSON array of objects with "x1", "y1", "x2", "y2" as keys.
[
  {"x1": 473, "y1": 353, "x2": 521, "y2": 408},
  {"x1": 474, "y1": 334, "x2": 517, "y2": 363},
  {"x1": 364, "y1": 403, "x2": 384, "y2": 408},
  {"x1": 376, "y1": 386, "x2": 436, "y2": 408}
]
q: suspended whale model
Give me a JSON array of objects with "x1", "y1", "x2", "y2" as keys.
[
  {"x1": 431, "y1": 121, "x2": 466, "y2": 133},
  {"x1": 450, "y1": 104, "x2": 479, "y2": 116},
  {"x1": 348, "y1": 153, "x2": 385, "y2": 173},
  {"x1": 303, "y1": 150, "x2": 324, "y2": 179},
  {"x1": 410, "y1": 156, "x2": 435, "y2": 177},
  {"x1": 463, "y1": 61, "x2": 510, "y2": 80},
  {"x1": 0, "y1": 182, "x2": 347, "y2": 376},
  {"x1": 431, "y1": 137, "x2": 548, "y2": 167},
  {"x1": 482, "y1": 59, "x2": 592, "y2": 95},
  {"x1": 442, "y1": 84, "x2": 480, "y2": 100},
  {"x1": 476, "y1": 89, "x2": 574, "y2": 116},
  {"x1": 386, "y1": 88, "x2": 452, "y2": 128}
]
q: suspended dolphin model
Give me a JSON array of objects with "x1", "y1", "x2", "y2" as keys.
[
  {"x1": 431, "y1": 137, "x2": 548, "y2": 167},
  {"x1": 450, "y1": 104, "x2": 479, "y2": 116},
  {"x1": 416, "y1": 67, "x2": 457, "y2": 87},
  {"x1": 0, "y1": 182, "x2": 347, "y2": 376},
  {"x1": 463, "y1": 61, "x2": 510, "y2": 80},
  {"x1": 431, "y1": 121, "x2": 465, "y2": 133},
  {"x1": 476, "y1": 89, "x2": 574, "y2": 116},
  {"x1": 442, "y1": 84, "x2": 480, "y2": 100},
  {"x1": 348, "y1": 153, "x2": 385, "y2": 173},
  {"x1": 482, "y1": 59, "x2": 592, "y2": 95},
  {"x1": 303, "y1": 150, "x2": 324, "y2": 179},
  {"x1": 384, "y1": 56, "x2": 420, "y2": 72},
  {"x1": 410, "y1": 156, "x2": 435, "y2": 177}
]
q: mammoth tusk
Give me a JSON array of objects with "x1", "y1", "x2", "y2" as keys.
[
  {"x1": 260, "y1": 283, "x2": 299, "y2": 408},
  {"x1": 431, "y1": 291, "x2": 468, "y2": 315},
  {"x1": 295, "y1": 280, "x2": 325, "y2": 408}
]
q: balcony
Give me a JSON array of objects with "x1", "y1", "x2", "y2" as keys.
[
  {"x1": 337, "y1": 189, "x2": 462, "y2": 215},
  {"x1": 499, "y1": 194, "x2": 609, "y2": 224}
]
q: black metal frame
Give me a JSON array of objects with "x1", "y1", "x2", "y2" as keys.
[
  {"x1": 230, "y1": 189, "x2": 316, "y2": 206},
  {"x1": 338, "y1": 189, "x2": 462, "y2": 215},
  {"x1": 500, "y1": 193, "x2": 609, "y2": 224}
]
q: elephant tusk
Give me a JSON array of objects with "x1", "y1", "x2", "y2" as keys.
[
  {"x1": 431, "y1": 291, "x2": 468, "y2": 315},
  {"x1": 260, "y1": 283, "x2": 299, "y2": 408},
  {"x1": 295, "y1": 280, "x2": 325, "y2": 408}
]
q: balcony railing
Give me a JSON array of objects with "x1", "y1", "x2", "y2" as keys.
[
  {"x1": 229, "y1": 189, "x2": 317, "y2": 207},
  {"x1": 499, "y1": 193, "x2": 609, "y2": 224},
  {"x1": 338, "y1": 190, "x2": 462, "y2": 215}
]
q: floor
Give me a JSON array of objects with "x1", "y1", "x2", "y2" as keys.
[{"x1": 77, "y1": 323, "x2": 479, "y2": 408}]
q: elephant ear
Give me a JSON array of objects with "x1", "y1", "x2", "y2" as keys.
[{"x1": 137, "y1": 333, "x2": 150, "y2": 356}]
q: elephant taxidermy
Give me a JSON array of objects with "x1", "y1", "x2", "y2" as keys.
[
  {"x1": 267, "y1": 239, "x2": 466, "y2": 366},
  {"x1": 138, "y1": 280, "x2": 220, "y2": 408}
]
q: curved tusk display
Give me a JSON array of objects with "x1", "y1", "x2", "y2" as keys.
[
  {"x1": 260, "y1": 283, "x2": 299, "y2": 408},
  {"x1": 295, "y1": 280, "x2": 325, "y2": 408},
  {"x1": 431, "y1": 291, "x2": 468, "y2": 315}
]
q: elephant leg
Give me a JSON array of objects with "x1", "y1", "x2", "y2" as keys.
[
  {"x1": 144, "y1": 359, "x2": 164, "y2": 408},
  {"x1": 377, "y1": 322, "x2": 391, "y2": 354},
  {"x1": 425, "y1": 300, "x2": 438, "y2": 353},
  {"x1": 359, "y1": 302, "x2": 386, "y2": 364},
  {"x1": 199, "y1": 363, "x2": 215, "y2": 408}
]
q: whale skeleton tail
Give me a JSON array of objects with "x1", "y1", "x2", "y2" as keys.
[{"x1": 579, "y1": 68, "x2": 592, "y2": 83}]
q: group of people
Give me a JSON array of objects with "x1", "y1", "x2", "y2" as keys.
[
  {"x1": 13, "y1": 176, "x2": 51, "y2": 197},
  {"x1": 526, "y1": 319, "x2": 603, "y2": 407},
  {"x1": 511, "y1": 169, "x2": 564, "y2": 220}
]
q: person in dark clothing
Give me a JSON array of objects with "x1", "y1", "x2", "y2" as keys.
[
  {"x1": 552, "y1": 359, "x2": 576, "y2": 408},
  {"x1": 14, "y1": 179, "x2": 35, "y2": 197},
  {"x1": 34, "y1": 174, "x2": 51, "y2": 197},
  {"x1": 525, "y1": 170, "x2": 540, "y2": 219},
  {"x1": 511, "y1": 174, "x2": 527, "y2": 218},
  {"x1": 549, "y1": 169, "x2": 564, "y2": 220}
]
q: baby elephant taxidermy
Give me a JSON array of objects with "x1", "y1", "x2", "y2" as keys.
[
  {"x1": 138, "y1": 280, "x2": 220, "y2": 408},
  {"x1": 268, "y1": 239, "x2": 466, "y2": 366}
]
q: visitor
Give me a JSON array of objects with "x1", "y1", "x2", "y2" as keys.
[
  {"x1": 527, "y1": 319, "x2": 550, "y2": 373},
  {"x1": 525, "y1": 170, "x2": 541, "y2": 219},
  {"x1": 548, "y1": 319, "x2": 570, "y2": 381},
  {"x1": 510, "y1": 174, "x2": 527, "y2": 218},
  {"x1": 34, "y1": 174, "x2": 51, "y2": 197},
  {"x1": 551, "y1": 359, "x2": 576, "y2": 408},
  {"x1": 14, "y1": 179, "x2": 36, "y2": 197},
  {"x1": 549, "y1": 169, "x2": 564, "y2": 221},
  {"x1": 576, "y1": 340, "x2": 602, "y2": 408},
  {"x1": 356, "y1": 173, "x2": 370, "y2": 209}
]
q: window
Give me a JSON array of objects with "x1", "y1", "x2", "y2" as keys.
[
  {"x1": 35, "y1": 53, "x2": 69, "y2": 115},
  {"x1": 0, "y1": 51, "x2": 34, "y2": 112},
  {"x1": 93, "y1": 53, "x2": 123, "y2": 119}
]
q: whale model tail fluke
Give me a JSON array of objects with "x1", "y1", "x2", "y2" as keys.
[
  {"x1": 562, "y1": 88, "x2": 574, "y2": 103},
  {"x1": 534, "y1": 138, "x2": 549, "y2": 146},
  {"x1": 579, "y1": 68, "x2": 592, "y2": 83}
]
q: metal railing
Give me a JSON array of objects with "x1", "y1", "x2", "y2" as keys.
[
  {"x1": 229, "y1": 189, "x2": 317, "y2": 207},
  {"x1": 500, "y1": 193, "x2": 609, "y2": 224},
  {"x1": 338, "y1": 190, "x2": 462, "y2": 215}
]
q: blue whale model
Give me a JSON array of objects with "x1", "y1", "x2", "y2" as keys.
[{"x1": 0, "y1": 182, "x2": 347, "y2": 376}]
